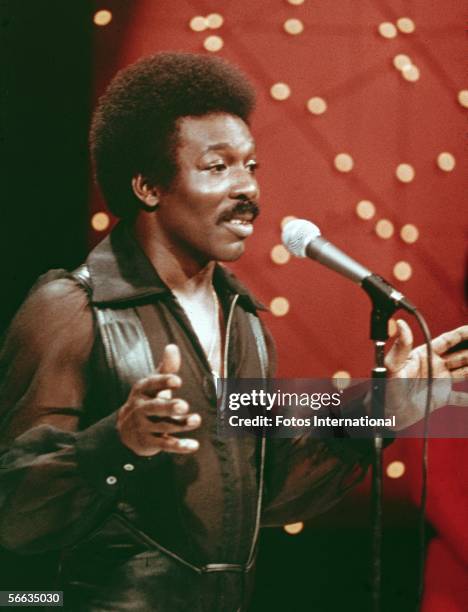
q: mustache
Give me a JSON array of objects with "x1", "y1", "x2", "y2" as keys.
[{"x1": 218, "y1": 199, "x2": 261, "y2": 223}]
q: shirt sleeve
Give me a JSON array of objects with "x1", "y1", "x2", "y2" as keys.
[
  {"x1": 261, "y1": 435, "x2": 370, "y2": 526},
  {"x1": 0, "y1": 275, "x2": 143, "y2": 554}
]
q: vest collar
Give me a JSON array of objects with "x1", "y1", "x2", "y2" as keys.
[{"x1": 86, "y1": 222, "x2": 266, "y2": 311}]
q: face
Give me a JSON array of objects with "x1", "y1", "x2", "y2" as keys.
[{"x1": 152, "y1": 113, "x2": 260, "y2": 266}]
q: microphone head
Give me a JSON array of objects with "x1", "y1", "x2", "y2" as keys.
[{"x1": 282, "y1": 219, "x2": 321, "y2": 258}]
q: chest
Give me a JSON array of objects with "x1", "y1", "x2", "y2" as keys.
[
  {"x1": 86, "y1": 296, "x2": 265, "y2": 422},
  {"x1": 172, "y1": 292, "x2": 223, "y2": 376}
]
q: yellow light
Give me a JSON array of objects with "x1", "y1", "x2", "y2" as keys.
[
  {"x1": 206, "y1": 13, "x2": 224, "y2": 29},
  {"x1": 332, "y1": 371, "x2": 351, "y2": 390},
  {"x1": 437, "y1": 152, "x2": 456, "y2": 172},
  {"x1": 400, "y1": 224, "x2": 419, "y2": 244},
  {"x1": 401, "y1": 64, "x2": 420, "y2": 82},
  {"x1": 284, "y1": 522, "x2": 304, "y2": 535},
  {"x1": 375, "y1": 219, "x2": 394, "y2": 239},
  {"x1": 396, "y1": 163, "x2": 415, "y2": 183},
  {"x1": 393, "y1": 54, "x2": 412, "y2": 71},
  {"x1": 378, "y1": 22, "x2": 397, "y2": 39},
  {"x1": 388, "y1": 319, "x2": 397, "y2": 337},
  {"x1": 203, "y1": 35, "x2": 223, "y2": 52},
  {"x1": 356, "y1": 200, "x2": 376, "y2": 220},
  {"x1": 91, "y1": 212, "x2": 110, "y2": 232},
  {"x1": 281, "y1": 215, "x2": 297, "y2": 229},
  {"x1": 271, "y1": 245, "x2": 291, "y2": 265},
  {"x1": 270, "y1": 83, "x2": 291, "y2": 101},
  {"x1": 458, "y1": 90, "x2": 468, "y2": 108},
  {"x1": 396, "y1": 17, "x2": 415, "y2": 34},
  {"x1": 94, "y1": 10, "x2": 112, "y2": 27},
  {"x1": 190, "y1": 16, "x2": 207, "y2": 32},
  {"x1": 393, "y1": 261, "x2": 412, "y2": 281},
  {"x1": 287, "y1": 0, "x2": 305, "y2": 4},
  {"x1": 270, "y1": 297, "x2": 290, "y2": 316},
  {"x1": 307, "y1": 97, "x2": 327, "y2": 115},
  {"x1": 334, "y1": 153, "x2": 354, "y2": 173},
  {"x1": 386, "y1": 461, "x2": 406, "y2": 479},
  {"x1": 284, "y1": 18, "x2": 304, "y2": 35}
]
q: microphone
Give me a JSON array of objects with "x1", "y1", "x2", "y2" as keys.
[{"x1": 282, "y1": 219, "x2": 416, "y2": 313}]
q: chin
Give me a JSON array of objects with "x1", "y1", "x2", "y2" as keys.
[{"x1": 215, "y1": 241, "x2": 246, "y2": 262}]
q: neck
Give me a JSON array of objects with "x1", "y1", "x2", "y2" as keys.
[{"x1": 132, "y1": 213, "x2": 216, "y2": 296}]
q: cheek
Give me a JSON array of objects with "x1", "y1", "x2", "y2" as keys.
[{"x1": 184, "y1": 172, "x2": 228, "y2": 202}]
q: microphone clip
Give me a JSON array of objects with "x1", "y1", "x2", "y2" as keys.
[{"x1": 362, "y1": 274, "x2": 415, "y2": 341}]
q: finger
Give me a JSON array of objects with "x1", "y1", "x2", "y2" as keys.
[
  {"x1": 146, "y1": 413, "x2": 202, "y2": 434},
  {"x1": 157, "y1": 344, "x2": 181, "y2": 374},
  {"x1": 385, "y1": 319, "x2": 414, "y2": 372},
  {"x1": 152, "y1": 435, "x2": 200, "y2": 454},
  {"x1": 432, "y1": 325, "x2": 468, "y2": 356},
  {"x1": 143, "y1": 397, "x2": 189, "y2": 417},
  {"x1": 449, "y1": 365, "x2": 468, "y2": 379},
  {"x1": 136, "y1": 373, "x2": 182, "y2": 397},
  {"x1": 444, "y1": 350, "x2": 468, "y2": 371},
  {"x1": 136, "y1": 434, "x2": 199, "y2": 456},
  {"x1": 156, "y1": 345, "x2": 181, "y2": 399}
]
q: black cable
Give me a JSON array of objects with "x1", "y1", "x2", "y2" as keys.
[
  {"x1": 371, "y1": 433, "x2": 383, "y2": 612},
  {"x1": 410, "y1": 308, "x2": 433, "y2": 611}
]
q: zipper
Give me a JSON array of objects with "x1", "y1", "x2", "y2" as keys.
[
  {"x1": 223, "y1": 294, "x2": 239, "y2": 380},
  {"x1": 165, "y1": 292, "x2": 219, "y2": 382},
  {"x1": 216, "y1": 294, "x2": 239, "y2": 409}
]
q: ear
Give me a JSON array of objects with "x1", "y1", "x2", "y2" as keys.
[{"x1": 131, "y1": 174, "x2": 160, "y2": 210}]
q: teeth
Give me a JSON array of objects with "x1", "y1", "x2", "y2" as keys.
[{"x1": 229, "y1": 219, "x2": 251, "y2": 225}]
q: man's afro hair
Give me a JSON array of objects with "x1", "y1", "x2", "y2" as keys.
[{"x1": 90, "y1": 52, "x2": 256, "y2": 218}]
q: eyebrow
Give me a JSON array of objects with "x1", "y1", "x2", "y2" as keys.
[{"x1": 202, "y1": 142, "x2": 256, "y2": 153}]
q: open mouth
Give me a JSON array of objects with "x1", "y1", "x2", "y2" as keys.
[{"x1": 218, "y1": 202, "x2": 259, "y2": 239}]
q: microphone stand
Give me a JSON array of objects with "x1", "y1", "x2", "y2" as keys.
[
  {"x1": 362, "y1": 280, "x2": 401, "y2": 612},
  {"x1": 369, "y1": 308, "x2": 390, "y2": 612}
]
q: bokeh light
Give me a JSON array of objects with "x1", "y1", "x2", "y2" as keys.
[
  {"x1": 271, "y1": 245, "x2": 291, "y2": 265},
  {"x1": 386, "y1": 461, "x2": 406, "y2": 478},
  {"x1": 91, "y1": 212, "x2": 110, "y2": 232},
  {"x1": 396, "y1": 163, "x2": 415, "y2": 183},
  {"x1": 334, "y1": 153, "x2": 354, "y2": 172},
  {"x1": 270, "y1": 83, "x2": 291, "y2": 100},
  {"x1": 270, "y1": 297, "x2": 290, "y2": 316},
  {"x1": 375, "y1": 219, "x2": 394, "y2": 239},
  {"x1": 378, "y1": 22, "x2": 397, "y2": 39},
  {"x1": 400, "y1": 224, "x2": 419, "y2": 244},
  {"x1": 203, "y1": 35, "x2": 223, "y2": 52},
  {"x1": 393, "y1": 261, "x2": 412, "y2": 281},
  {"x1": 190, "y1": 16, "x2": 207, "y2": 32},
  {"x1": 284, "y1": 522, "x2": 304, "y2": 535},
  {"x1": 307, "y1": 97, "x2": 327, "y2": 115},
  {"x1": 94, "y1": 10, "x2": 112, "y2": 26},
  {"x1": 356, "y1": 200, "x2": 376, "y2": 220}
]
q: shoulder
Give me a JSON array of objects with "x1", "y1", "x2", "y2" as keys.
[{"x1": 2, "y1": 273, "x2": 95, "y2": 364}]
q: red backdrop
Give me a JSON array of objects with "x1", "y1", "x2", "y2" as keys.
[
  {"x1": 90, "y1": 0, "x2": 466, "y2": 378},
  {"x1": 89, "y1": 2, "x2": 468, "y2": 605}
]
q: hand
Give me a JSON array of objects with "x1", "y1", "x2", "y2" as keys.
[
  {"x1": 117, "y1": 344, "x2": 201, "y2": 457},
  {"x1": 385, "y1": 321, "x2": 468, "y2": 380},
  {"x1": 383, "y1": 321, "x2": 468, "y2": 429}
]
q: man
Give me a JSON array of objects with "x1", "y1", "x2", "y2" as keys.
[{"x1": 0, "y1": 52, "x2": 466, "y2": 611}]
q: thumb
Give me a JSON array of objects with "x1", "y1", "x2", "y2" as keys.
[
  {"x1": 156, "y1": 344, "x2": 181, "y2": 400},
  {"x1": 157, "y1": 344, "x2": 181, "y2": 374},
  {"x1": 385, "y1": 319, "x2": 413, "y2": 373}
]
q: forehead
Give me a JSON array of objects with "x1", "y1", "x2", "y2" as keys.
[{"x1": 176, "y1": 113, "x2": 255, "y2": 156}]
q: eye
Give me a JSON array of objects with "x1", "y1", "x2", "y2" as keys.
[
  {"x1": 206, "y1": 163, "x2": 227, "y2": 173},
  {"x1": 246, "y1": 160, "x2": 259, "y2": 173}
]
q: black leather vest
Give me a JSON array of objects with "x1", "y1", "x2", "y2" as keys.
[{"x1": 64, "y1": 257, "x2": 269, "y2": 612}]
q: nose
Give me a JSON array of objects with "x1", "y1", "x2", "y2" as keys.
[{"x1": 229, "y1": 168, "x2": 259, "y2": 202}]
